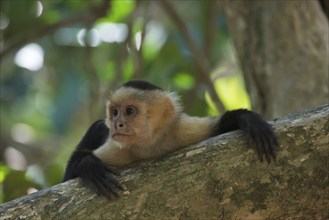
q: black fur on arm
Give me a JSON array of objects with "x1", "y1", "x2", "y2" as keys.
[
  {"x1": 62, "y1": 120, "x2": 123, "y2": 200},
  {"x1": 214, "y1": 109, "x2": 278, "y2": 163}
]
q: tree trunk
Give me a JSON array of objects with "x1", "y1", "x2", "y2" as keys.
[
  {"x1": 222, "y1": 0, "x2": 329, "y2": 119},
  {"x1": 0, "y1": 104, "x2": 328, "y2": 220}
]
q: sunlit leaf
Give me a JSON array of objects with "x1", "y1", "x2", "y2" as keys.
[
  {"x1": 205, "y1": 92, "x2": 219, "y2": 116},
  {"x1": 173, "y1": 72, "x2": 195, "y2": 90},
  {"x1": 0, "y1": 164, "x2": 11, "y2": 183},
  {"x1": 41, "y1": 10, "x2": 60, "y2": 24},
  {"x1": 208, "y1": 74, "x2": 250, "y2": 114},
  {"x1": 107, "y1": 0, "x2": 135, "y2": 22}
]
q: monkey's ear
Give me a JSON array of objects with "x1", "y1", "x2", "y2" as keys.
[
  {"x1": 166, "y1": 92, "x2": 183, "y2": 113},
  {"x1": 104, "y1": 91, "x2": 114, "y2": 105}
]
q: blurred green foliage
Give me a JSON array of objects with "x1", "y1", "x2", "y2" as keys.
[{"x1": 0, "y1": 0, "x2": 249, "y2": 203}]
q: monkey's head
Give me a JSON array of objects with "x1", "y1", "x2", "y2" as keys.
[{"x1": 105, "y1": 80, "x2": 181, "y2": 147}]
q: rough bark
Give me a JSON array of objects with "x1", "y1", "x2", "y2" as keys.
[
  {"x1": 1, "y1": 104, "x2": 328, "y2": 220},
  {"x1": 222, "y1": 1, "x2": 329, "y2": 119}
]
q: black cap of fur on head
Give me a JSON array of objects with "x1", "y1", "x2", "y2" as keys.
[{"x1": 122, "y1": 80, "x2": 163, "y2": 91}]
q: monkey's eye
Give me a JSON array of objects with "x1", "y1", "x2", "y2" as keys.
[
  {"x1": 126, "y1": 106, "x2": 136, "y2": 116},
  {"x1": 112, "y1": 109, "x2": 119, "y2": 117}
]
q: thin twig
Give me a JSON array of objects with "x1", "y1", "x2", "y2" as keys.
[
  {"x1": 159, "y1": 0, "x2": 226, "y2": 113},
  {"x1": 130, "y1": 1, "x2": 149, "y2": 79},
  {"x1": 204, "y1": 1, "x2": 217, "y2": 62}
]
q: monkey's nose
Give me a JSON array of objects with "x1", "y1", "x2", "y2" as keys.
[{"x1": 115, "y1": 121, "x2": 125, "y2": 129}]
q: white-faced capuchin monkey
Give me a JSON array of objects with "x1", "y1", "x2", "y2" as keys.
[{"x1": 63, "y1": 80, "x2": 278, "y2": 200}]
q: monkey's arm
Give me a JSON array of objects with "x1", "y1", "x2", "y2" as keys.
[
  {"x1": 214, "y1": 109, "x2": 278, "y2": 163},
  {"x1": 164, "y1": 109, "x2": 277, "y2": 163},
  {"x1": 62, "y1": 120, "x2": 123, "y2": 200}
]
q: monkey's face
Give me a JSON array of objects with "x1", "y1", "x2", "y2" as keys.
[
  {"x1": 107, "y1": 103, "x2": 152, "y2": 145},
  {"x1": 105, "y1": 87, "x2": 180, "y2": 148}
]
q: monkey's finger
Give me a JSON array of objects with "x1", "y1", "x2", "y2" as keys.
[
  {"x1": 107, "y1": 183, "x2": 120, "y2": 198},
  {"x1": 264, "y1": 128, "x2": 278, "y2": 162},
  {"x1": 99, "y1": 169, "x2": 121, "y2": 186},
  {"x1": 86, "y1": 172, "x2": 117, "y2": 199},
  {"x1": 259, "y1": 130, "x2": 273, "y2": 163},
  {"x1": 105, "y1": 166, "x2": 121, "y2": 176},
  {"x1": 100, "y1": 178, "x2": 120, "y2": 198},
  {"x1": 250, "y1": 131, "x2": 264, "y2": 162},
  {"x1": 268, "y1": 137, "x2": 278, "y2": 161},
  {"x1": 83, "y1": 178, "x2": 108, "y2": 198},
  {"x1": 263, "y1": 137, "x2": 272, "y2": 164},
  {"x1": 103, "y1": 180, "x2": 125, "y2": 199},
  {"x1": 94, "y1": 179, "x2": 117, "y2": 200},
  {"x1": 271, "y1": 135, "x2": 279, "y2": 158},
  {"x1": 256, "y1": 134, "x2": 269, "y2": 163},
  {"x1": 247, "y1": 135, "x2": 262, "y2": 162},
  {"x1": 105, "y1": 173, "x2": 125, "y2": 190},
  {"x1": 95, "y1": 167, "x2": 124, "y2": 192}
]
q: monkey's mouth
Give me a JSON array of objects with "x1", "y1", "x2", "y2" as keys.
[
  {"x1": 112, "y1": 133, "x2": 132, "y2": 142},
  {"x1": 112, "y1": 132, "x2": 131, "y2": 137}
]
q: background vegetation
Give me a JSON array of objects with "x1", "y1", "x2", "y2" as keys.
[{"x1": 0, "y1": 0, "x2": 250, "y2": 202}]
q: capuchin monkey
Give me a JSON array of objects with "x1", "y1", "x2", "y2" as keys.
[{"x1": 63, "y1": 80, "x2": 278, "y2": 200}]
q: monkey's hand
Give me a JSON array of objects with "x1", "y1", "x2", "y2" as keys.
[
  {"x1": 64, "y1": 150, "x2": 124, "y2": 201},
  {"x1": 238, "y1": 112, "x2": 278, "y2": 163},
  {"x1": 217, "y1": 109, "x2": 278, "y2": 163}
]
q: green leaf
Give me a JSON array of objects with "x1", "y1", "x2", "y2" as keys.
[
  {"x1": 173, "y1": 72, "x2": 195, "y2": 90},
  {"x1": 3, "y1": 169, "x2": 40, "y2": 202},
  {"x1": 0, "y1": 164, "x2": 11, "y2": 183},
  {"x1": 205, "y1": 92, "x2": 219, "y2": 116},
  {"x1": 107, "y1": 0, "x2": 135, "y2": 22},
  {"x1": 205, "y1": 74, "x2": 250, "y2": 116},
  {"x1": 215, "y1": 74, "x2": 251, "y2": 110},
  {"x1": 123, "y1": 58, "x2": 133, "y2": 81}
]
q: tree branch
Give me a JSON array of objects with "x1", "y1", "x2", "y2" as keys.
[{"x1": 1, "y1": 104, "x2": 328, "y2": 219}]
